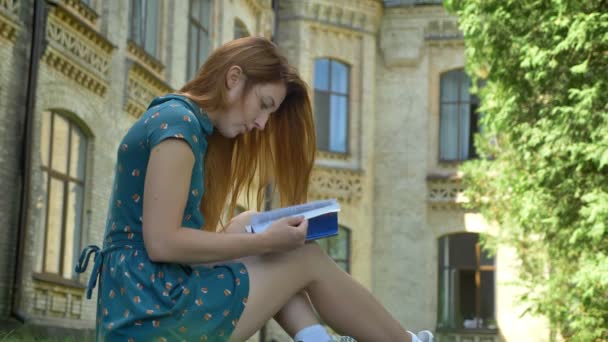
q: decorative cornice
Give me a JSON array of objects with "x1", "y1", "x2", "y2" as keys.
[
  {"x1": 316, "y1": 150, "x2": 351, "y2": 162},
  {"x1": 0, "y1": 0, "x2": 21, "y2": 43},
  {"x1": 125, "y1": 61, "x2": 173, "y2": 118},
  {"x1": 279, "y1": 0, "x2": 383, "y2": 34},
  {"x1": 43, "y1": 4, "x2": 115, "y2": 96},
  {"x1": 32, "y1": 277, "x2": 84, "y2": 319},
  {"x1": 126, "y1": 40, "x2": 165, "y2": 80},
  {"x1": 58, "y1": 0, "x2": 99, "y2": 30},
  {"x1": 309, "y1": 166, "x2": 364, "y2": 205},
  {"x1": 427, "y1": 176, "x2": 468, "y2": 211}
]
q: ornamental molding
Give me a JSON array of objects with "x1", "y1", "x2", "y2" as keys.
[
  {"x1": 43, "y1": 4, "x2": 115, "y2": 96},
  {"x1": 126, "y1": 40, "x2": 165, "y2": 80},
  {"x1": 33, "y1": 278, "x2": 84, "y2": 319},
  {"x1": 0, "y1": 0, "x2": 21, "y2": 43},
  {"x1": 57, "y1": 0, "x2": 100, "y2": 30},
  {"x1": 279, "y1": 0, "x2": 383, "y2": 34},
  {"x1": 309, "y1": 166, "x2": 364, "y2": 205},
  {"x1": 427, "y1": 175, "x2": 468, "y2": 211},
  {"x1": 125, "y1": 61, "x2": 173, "y2": 118}
]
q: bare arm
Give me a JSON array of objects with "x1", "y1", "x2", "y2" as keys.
[{"x1": 142, "y1": 139, "x2": 306, "y2": 264}]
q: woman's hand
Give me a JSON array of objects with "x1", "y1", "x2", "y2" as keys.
[
  {"x1": 224, "y1": 210, "x2": 257, "y2": 234},
  {"x1": 260, "y1": 216, "x2": 308, "y2": 253}
]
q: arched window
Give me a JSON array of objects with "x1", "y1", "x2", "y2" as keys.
[
  {"x1": 317, "y1": 226, "x2": 351, "y2": 273},
  {"x1": 313, "y1": 58, "x2": 350, "y2": 153},
  {"x1": 439, "y1": 69, "x2": 480, "y2": 161},
  {"x1": 437, "y1": 233, "x2": 497, "y2": 330},
  {"x1": 129, "y1": 0, "x2": 160, "y2": 57},
  {"x1": 234, "y1": 18, "x2": 250, "y2": 39},
  {"x1": 39, "y1": 111, "x2": 89, "y2": 280},
  {"x1": 187, "y1": 0, "x2": 212, "y2": 78}
]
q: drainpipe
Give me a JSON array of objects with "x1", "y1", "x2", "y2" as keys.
[{"x1": 11, "y1": 0, "x2": 49, "y2": 322}]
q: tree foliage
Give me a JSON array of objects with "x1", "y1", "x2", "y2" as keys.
[{"x1": 444, "y1": 1, "x2": 608, "y2": 340}]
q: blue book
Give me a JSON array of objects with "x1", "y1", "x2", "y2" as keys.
[{"x1": 245, "y1": 199, "x2": 340, "y2": 241}]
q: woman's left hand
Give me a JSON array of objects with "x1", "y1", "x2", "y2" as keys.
[{"x1": 224, "y1": 210, "x2": 257, "y2": 234}]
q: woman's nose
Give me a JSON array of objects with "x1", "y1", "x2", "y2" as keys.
[{"x1": 254, "y1": 112, "x2": 270, "y2": 130}]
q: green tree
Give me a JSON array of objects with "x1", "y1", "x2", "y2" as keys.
[{"x1": 444, "y1": 1, "x2": 608, "y2": 340}]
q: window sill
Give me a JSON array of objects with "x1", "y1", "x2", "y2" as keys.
[
  {"x1": 33, "y1": 272, "x2": 86, "y2": 290},
  {"x1": 317, "y1": 150, "x2": 350, "y2": 161},
  {"x1": 126, "y1": 40, "x2": 165, "y2": 79}
]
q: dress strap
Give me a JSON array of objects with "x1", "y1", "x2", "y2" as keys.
[{"x1": 75, "y1": 241, "x2": 145, "y2": 299}]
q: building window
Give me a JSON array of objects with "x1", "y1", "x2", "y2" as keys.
[
  {"x1": 234, "y1": 18, "x2": 250, "y2": 39},
  {"x1": 437, "y1": 233, "x2": 497, "y2": 330},
  {"x1": 129, "y1": 0, "x2": 160, "y2": 57},
  {"x1": 439, "y1": 69, "x2": 480, "y2": 161},
  {"x1": 39, "y1": 111, "x2": 88, "y2": 280},
  {"x1": 187, "y1": 0, "x2": 211, "y2": 79},
  {"x1": 317, "y1": 226, "x2": 351, "y2": 273},
  {"x1": 80, "y1": 0, "x2": 93, "y2": 7},
  {"x1": 314, "y1": 58, "x2": 350, "y2": 153}
]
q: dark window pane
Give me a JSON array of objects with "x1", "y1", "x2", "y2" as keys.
[
  {"x1": 200, "y1": 0, "x2": 210, "y2": 29},
  {"x1": 314, "y1": 91, "x2": 330, "y2": 151},
  {"x1": 480, "y1": 271, "x2": 495, "y2": 327},
  {"x1": 458, "y1": 270, "x2": 477, "y2": 327},
  {"x1": 70, "y1": 127, "x2": 87, "y2": 180},
  {"x1": 480, "y1": 246, "x2": 495, "y2": 266},
  {"x1": 440, "y1": 104, "x2": 459, "y2": 160},
  {"x1": 449, "y1": 233, "x2": 477, "y2": 269},
  {"x1": 41, "y1": 111, "x2": 51, "y2": 167},
  {"x1": 441, "y1": 70, "x2": 461, "y2": 102},
  {"x1": 188, "y1": 25, "x2": 198, "y2": 78},
  {"x1": 144, "y1": 0, "x2": 159, "y2": 56},
  {"x1": 458, "y1": 104, "x2": 471, "y2": 160},
  {"x1": 52, "y1": 114, "x2": 69, "y2": 174},
  {"x1": 329, "y1": 95, "x2": 348, "y2": 153},
  {"x1": 314, "y1": 59, "x2": 329, "y2": 91},
  {"x1": 460, "y1": 73, "x2": 471, "y2": 102},
  {"x1": 330, "y1": 61, "x2": 348, "y2": 94},
  {"x1": 45, "y1": 178, "x2": 65, "y2": 274},
  {"x1": 191, "y1": 0, "x2": 201, "y2": 22}
]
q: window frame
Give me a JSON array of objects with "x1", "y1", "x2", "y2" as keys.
[
  {"x1": 313, "y1": 58, "x2": 351, "y2": 155},
  {"x1": 438, "y1": 69, "x2": 480, "y2": 163},
  {"x1": 187, "y1": 0, "x2": 212, "y2": 79},
  {"x1": 129, "y1": 0, "x2": 161, "y2": 58},
  {"x1": 40, "y1": 111, "x2": 88, "y2": 281},
  {"x1": 437, "y1": 233, "x2": 497, "y2": 332}
]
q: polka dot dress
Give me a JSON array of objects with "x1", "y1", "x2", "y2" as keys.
[{"x1": 75, "y1": 94, "x2": 249, "y2": 341}]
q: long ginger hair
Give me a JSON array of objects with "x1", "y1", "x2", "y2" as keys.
[{"x1": 180, "y1": 37, "x2": 316, "y2": 231}]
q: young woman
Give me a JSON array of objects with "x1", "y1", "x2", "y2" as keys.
[{"x1": 76, "y1": 37, "x2": 433, "y2": 342}]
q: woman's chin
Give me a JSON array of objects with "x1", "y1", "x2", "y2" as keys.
[{"x1": 218, "y1": 128, "x2": 241, "y2": 139}]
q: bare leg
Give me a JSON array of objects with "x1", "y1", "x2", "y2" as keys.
[
  {"x1": 222, "y1": 218, "x2": 323, "y2": 338},
  {"x1": 274, "y1": 291, "x2": 320, "y2": 336},
  {"x1": 230, "y1": 243, "x2": 411, "y2": 342}
]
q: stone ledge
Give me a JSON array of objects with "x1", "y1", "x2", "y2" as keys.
[
  {"x1": 309, "y1": 166, "x2": 364, "y2": 205},
  {"x1": 125, "y1": 61, "x2": 173, "y2": 119},
  {"x1": 0, "y1": 0, "x2": 21, "y2": 43}
]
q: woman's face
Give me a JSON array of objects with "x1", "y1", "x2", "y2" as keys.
[{"x1": 213, "y1": 66, "x2": 287, "y2": 138}]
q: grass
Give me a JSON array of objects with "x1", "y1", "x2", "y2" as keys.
[{"x1": 0, "y1": 326, "x2": 94, "y2": 342}]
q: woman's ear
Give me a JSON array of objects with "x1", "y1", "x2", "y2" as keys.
[{"x1": 226, "y1": 65, "x2": 243, "y2": 90}]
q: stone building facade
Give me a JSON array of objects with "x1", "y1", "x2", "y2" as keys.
[{"x1": 0, "y1": 0, "x2": 549, "y2": 341}]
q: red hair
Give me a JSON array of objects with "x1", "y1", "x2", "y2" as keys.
[{"x1": 180, "y1": 37, "x2": 316, "y2": 231}]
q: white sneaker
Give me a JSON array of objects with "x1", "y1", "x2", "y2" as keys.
[{"x1": 416, "y1": 330, "x2": 434, "y2": 342}]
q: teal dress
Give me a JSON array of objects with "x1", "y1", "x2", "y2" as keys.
[{"x1": 76, "y1": 94, "x2": 250, "y2": 342}]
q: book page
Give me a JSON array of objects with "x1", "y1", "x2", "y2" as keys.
[
  {"x1": 251, "y1": 201, "x2": 340, "y2": 233},
  {"x1": 250, "y1": 199, "x2": 338, "y2": 226}
]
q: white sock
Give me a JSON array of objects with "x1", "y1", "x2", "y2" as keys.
[
  {"x1": 408, "y1": 331, "x2": 421, "y2": 342},
  {"x1": 294, "y1": 324, "x2": 332, "y2": 342}
]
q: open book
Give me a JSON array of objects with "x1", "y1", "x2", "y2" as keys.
[{"x1": 245, "y1": 199, "x2": 340, "y2": 241}]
